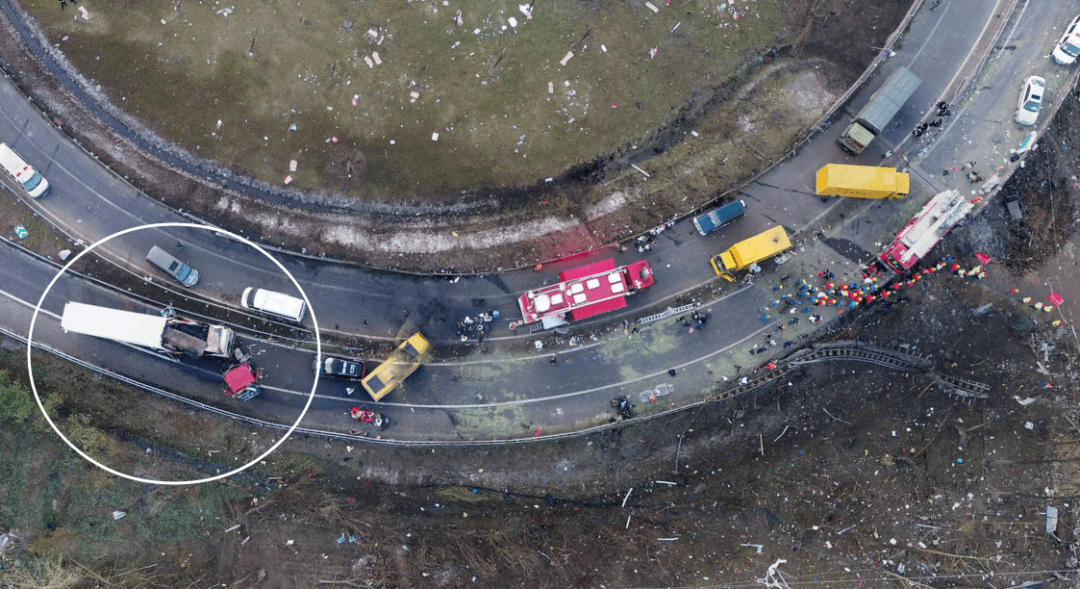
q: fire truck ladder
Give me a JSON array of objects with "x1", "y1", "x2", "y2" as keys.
[
  {"x1": 636, "y1": 303, "x2": 700, "y2": 325},
  {"x1": 899, "y1": 191, "x2": 972, "y2": 266}
]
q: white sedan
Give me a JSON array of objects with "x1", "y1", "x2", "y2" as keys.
[
  {"x1": 1015, "y1": 76, "x2": 1045, "y2": 126},
  {"x1": 1052, "y1": 14, "x2": 1080, "y2": 65}
]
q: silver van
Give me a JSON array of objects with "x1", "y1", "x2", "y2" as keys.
[
  {"x1": 147, "y1": 245, "x2": 199, "y2": 287},
  {"x1": 241, "y1": 287, "x2": 306, "y2": 322}
]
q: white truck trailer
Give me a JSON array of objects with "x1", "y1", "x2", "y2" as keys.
[{"x1": 61, "y1": 302, "x2": 236, "y2": 358}]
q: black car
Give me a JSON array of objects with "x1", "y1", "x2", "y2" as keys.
[{"x1": 312, "y1": 355, "x2": 366, "y2": 380}]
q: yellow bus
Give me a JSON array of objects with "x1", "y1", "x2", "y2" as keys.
[{"x1": 361, "y1": 332, "x2": 431, "y2": 401}]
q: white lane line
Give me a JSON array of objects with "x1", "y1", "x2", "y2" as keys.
[{"x1": 267, "y1": 320, "x2": 775, "y2": 410}]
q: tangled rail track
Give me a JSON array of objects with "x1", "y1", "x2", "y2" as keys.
[{"x1": 706, "y1": 340, "x2": 989, "y2": 403}]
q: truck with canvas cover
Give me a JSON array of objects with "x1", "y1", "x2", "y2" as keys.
[
  {"x1": 838, "y1": 66, "x2": 922, "y2": 155},
  {"x1": 361, "y1": 332, "x2": 431, "y2": 401},
  {"x1": 692, "y1": 200, "x2": 746, "y2": 236},
  {"x1": 816, "y1": 164, "x2": 909, "y2": 199},
  {"x1": 710, "y1": 226, "x2": 792, "y2": 282},
  {"x1": 61, "y1": 302, "x2": 236, "y2": 358}
]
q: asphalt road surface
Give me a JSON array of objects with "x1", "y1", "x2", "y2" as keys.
[{"x1": 1, "y1": 0, "x2": 1078, "y2": 441}]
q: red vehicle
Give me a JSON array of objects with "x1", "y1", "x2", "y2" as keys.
[
  {"x1": 223, "y1": 363, "x2": 261, "y2": 402},
  {"x1": 517, "y1": 259, "x2": 655, "y2": 330},
  {"x1": 878, "y1": 189, "x2": 974, "y2": 274}
]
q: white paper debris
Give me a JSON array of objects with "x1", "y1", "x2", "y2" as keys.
[
  {"x1": 431, "y1": 132, "x2": 439, "y2": 141},
  {"x1": 289, "y1": 160, "x2": 297, "y2": 172},
  {"x1": 560, "y1": 51, "x2": 574, "y2": 66},
  {"x1": 645, "y1": 1, "x2": 659, "y2": 13}
]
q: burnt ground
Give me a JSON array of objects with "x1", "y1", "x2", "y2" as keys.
[{"x1": 0, "y1": 0, "x2": 911, "y2": 272}]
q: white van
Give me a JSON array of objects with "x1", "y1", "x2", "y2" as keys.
[
  {"x1": 241, "y1": 287, "x2": 306, "y2": 322},
  {"x1": 146, "y1": 245, "x2": 199, "y2": 287},
  {"x1": 0, "y1": 143, "x2": 49, "y2": 198}
]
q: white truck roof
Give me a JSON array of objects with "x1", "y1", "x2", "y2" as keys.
[{"x1": 61, "y1": 302, "x2": 168, "y2": 350}]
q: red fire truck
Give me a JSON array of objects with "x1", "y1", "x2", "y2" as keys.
[
  {"x1": 516, "y1": 259, "x2": 655, "y2": 330},
  {"x1": 878, "y1": 189, "x2": 975, "y2": 274}
]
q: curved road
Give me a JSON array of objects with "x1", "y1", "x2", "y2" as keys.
[{"x1": 1, "y1": 0, "x2": 1077, "y2": 443}]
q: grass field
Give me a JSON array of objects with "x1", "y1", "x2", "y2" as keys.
[{"x1": 24, "y1": 0, "x2": 786, "y2": 201}]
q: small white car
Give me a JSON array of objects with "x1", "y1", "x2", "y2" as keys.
[
  {"x1": 1016, "y1": 76, "x2": 1045, "y2": 126},
  {"x1": 1052, "y1": 14, "x2": 1080, "y2": 65}
]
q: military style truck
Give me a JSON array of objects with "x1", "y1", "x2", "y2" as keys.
[{"x1": 837, "y1": 66, "x2": 922, "y2": 155}]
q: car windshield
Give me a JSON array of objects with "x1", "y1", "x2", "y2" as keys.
[
  {"x1": 1065, "y1": 39, "x2": 1080, "y2": 57},
  {"x1": 1023, "y1": 100, "x2": 1041, "y2": 113},
  {"x1": 22, "y1": 173, "x2": 42, "y2": 191},
  {"x1": 175, "y1": 265, "x2": 193, "y2": 281}
]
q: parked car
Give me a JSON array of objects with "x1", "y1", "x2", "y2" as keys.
[
  {"x1": 241, "y1": 287, "x2": 306, "y2": 322},
  {"x1": 1052, "y1": 14, "x2": 1080, "y2": 66},
  {"x1": 692, "y1": 200, "x2": 746, "y2": 236},
  {"x1": 312, "y1": 354, "x2": 366, "y2": 381},
  {"x1": 1015, "y1": 76, "x2": 1045, "y2": 126},
  {"x1": 146, "y1": 245, "x2": 199, "y2": 287}
]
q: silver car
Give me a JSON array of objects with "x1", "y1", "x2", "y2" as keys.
[{"x1": 1015, "y1": 76, "x2": 1045, "y2": 126}]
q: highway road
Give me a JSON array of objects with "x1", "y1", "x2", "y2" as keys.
[{"x1": 1, "y1": 0, "x2": 1078, "y2": 443}]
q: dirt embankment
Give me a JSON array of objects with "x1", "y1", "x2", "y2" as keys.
[{"x1": 0, "y1": 0, "x2": 912, "y2": 272}]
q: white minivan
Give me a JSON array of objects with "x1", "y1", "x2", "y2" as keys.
[
  {"x1": 241, "y1": 287, "x2": 306, "y2": 322},
  {"x1": 0, "y1": 143, "x2": 49, "y2": 198}
]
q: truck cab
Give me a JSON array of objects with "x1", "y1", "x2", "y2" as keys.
[{"x1": 223, "y1": 363, "x2": 261, "y2": 401}]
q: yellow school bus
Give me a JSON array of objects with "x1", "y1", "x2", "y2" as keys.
[{"x1": 361, "y1": 332, "x2": 431, "y2": 401}]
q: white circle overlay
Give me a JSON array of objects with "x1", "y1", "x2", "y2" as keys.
[{"x1": 27, "y1": 222, "x2": 321, "y2": 485}]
